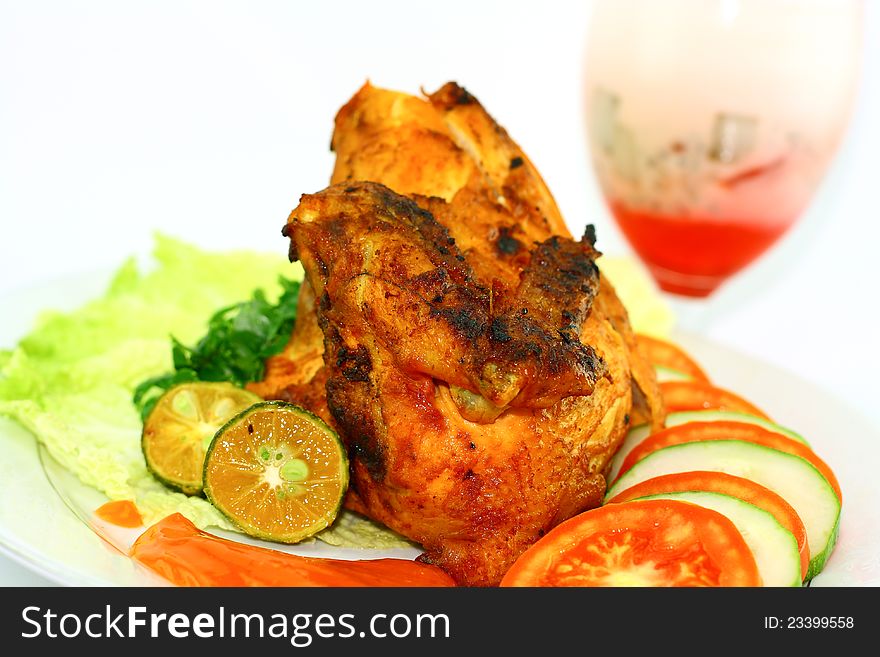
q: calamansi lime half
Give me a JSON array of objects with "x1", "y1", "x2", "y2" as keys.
[
  {"x1": 203, "y1": 401, "x2": 349, "y2": 543},
  {"x1": 142, "y1": 382, "x2": 261, "y2": 495}
]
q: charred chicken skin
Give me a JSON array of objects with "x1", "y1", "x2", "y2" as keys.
[{"x1": 250, "y1": 82, "x2": 663, "y2": 586}]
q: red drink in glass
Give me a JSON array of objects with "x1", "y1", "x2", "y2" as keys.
[
  {"x1": 585, "y1": 0, "x2": 862, "y2": 298},
  {"x1": 610, "y1": 203, "x2": 794, "y2": 297}
]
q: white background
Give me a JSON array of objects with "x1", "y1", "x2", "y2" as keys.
[{"x1": 1, "y1": 1, "x2": 878, "y2": 584}]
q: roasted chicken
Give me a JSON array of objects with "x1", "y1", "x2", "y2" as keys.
[{"x1": 249, "y1": 82, "x2": 663, "y2": 586}]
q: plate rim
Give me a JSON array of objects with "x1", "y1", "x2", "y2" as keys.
[{"x1": 1, "y1": 272, "x2": 878, "y2": 587}]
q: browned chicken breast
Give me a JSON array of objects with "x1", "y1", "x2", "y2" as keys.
[{"x1": 251, "y1": 82, "x2": 663, "y2": 586}]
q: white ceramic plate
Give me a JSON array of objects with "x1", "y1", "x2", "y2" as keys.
[{"x1": 1, "y1": 274, "x2": 878, "y2": 586}]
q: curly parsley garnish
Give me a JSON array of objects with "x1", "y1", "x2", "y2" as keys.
[{"x1": 133, "y1": 277, "x2": 301, "y2": 420}]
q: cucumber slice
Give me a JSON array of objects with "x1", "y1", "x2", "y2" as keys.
[
  {"x1": 607, "y1": 423, "x2": 651, "y2": 483},
  {"x1": 654, "y1": 365, "x2": 694, "y2": 383},
  {"x1": 607, "y1": 412, "x2": 809, "y2": 487},
  {"x1": 629, "y1": 491, "x2": 802, "y2": 587},
  {"x1": 665, "y1": 410, "x2": 809, "y2": 446},
  {"x1": 605, "y1": 440, "x2": 840, "y2": 580}
]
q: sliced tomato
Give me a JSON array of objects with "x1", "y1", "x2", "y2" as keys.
[
  {"x1": 660, "y1": 381, "x2": 770, "y2": 419},
  {"x1": 500, "y1": 499, "x2": 760, "y2": 587},
  {"x1": 606, "y1": 471, "x2": 809, "y2": 580},
  {"x1": 616, "y1": 421, "x2": 842, "y2": 501},
  {"x1": 637, "y1": 334, "x2": 710, "y2": 382}
]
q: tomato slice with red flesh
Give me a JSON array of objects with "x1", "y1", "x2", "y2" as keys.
[
  {"x1": 660, "y1": 381, "x2": 770, "y2": 419},
  {"x1": 637, "y1": 334, "x2": 710, "y2": 382},
  {"x1": 615, "y1": 421, "x2": 842, "y2": 502},
  {"x1": 500, "y1": 499, "x2": 761, "y2": 587},
  {"x1": 606, "y1": 471, "x2": 809, "y2": 580}
]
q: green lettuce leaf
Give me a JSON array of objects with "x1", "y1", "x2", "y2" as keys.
[{"x1": 0, "y1": 235, "x2": 411, "y2": 549}]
